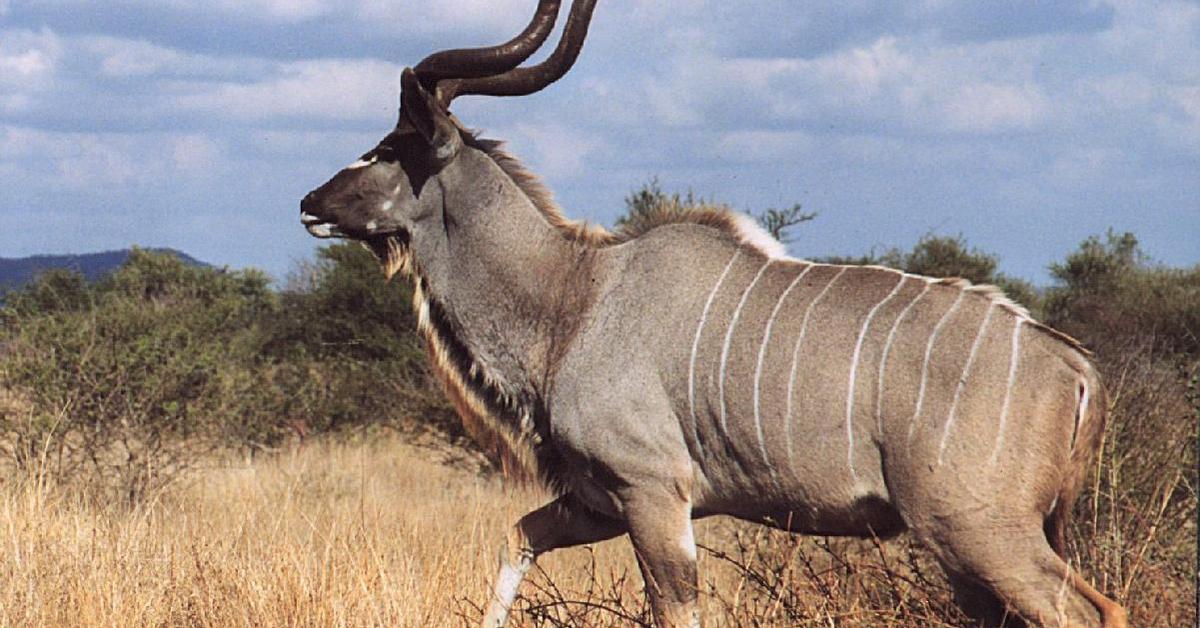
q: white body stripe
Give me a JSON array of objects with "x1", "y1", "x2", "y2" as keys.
[
  {"x1": 908, "y1": 291, "x2": 966, "y2": 442},
  {"x1": 718, "y1": 260, "x2": 773, "y2": 437},
  {"x1": 688, "y1": 251, "x2": 740, "y2": 454},
  {"x1": 990, "y1": 319, "x2": 1024, "y2": 464},
  {"x1": 752, "y1": 265, "x2": 814, "y2": 475},
  {"x1": 784, "y1": 267, "x2": 847, "y2": 470},
  {"x1": 937, "y1": 304, "x2": 995, "y2": 464},
  {"x1": 876, "y1": 284, "x2": 930, "y2": 433},
  {"x1": 844, "y1": 275, "x2": 907, "y2": 483}
]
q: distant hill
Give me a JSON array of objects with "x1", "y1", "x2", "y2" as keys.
[{"x1": 0, "y1": 249, "x2": 209, "y2": 292}]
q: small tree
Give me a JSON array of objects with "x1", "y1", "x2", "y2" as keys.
[
  {"x1": 620, "y1": 179, "x2": 814, "y2": 247},
  {"x1": 754, "y1": 204, "x2": 817, "y2": 244}
]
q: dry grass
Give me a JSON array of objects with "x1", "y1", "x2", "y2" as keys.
[{"x1": 0, "y1": 404, "x2": 1193, "y2": 628}]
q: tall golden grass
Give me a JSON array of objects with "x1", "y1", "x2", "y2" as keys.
[{"x1": 0, "y1": 420, "x2": 1192, "y2": 627}]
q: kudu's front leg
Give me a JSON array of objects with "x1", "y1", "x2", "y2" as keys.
[
  {"x1": 625, "y1": 489, "x2": 700, "y2": 628},
  {"x1": 481, "y1": 494, "x2": 625, "y2": 627}
]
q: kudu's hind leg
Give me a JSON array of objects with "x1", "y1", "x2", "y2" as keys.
[
  {"x1": 923, "y1": 516, "x2": 1126, "y2": 627},
  {"x1": 481, "y1": 494, "x2": 625, "y2": 628}
]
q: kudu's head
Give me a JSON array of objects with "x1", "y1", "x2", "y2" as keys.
[{"x1": 300, "y1": 0, "x2": 597, "y2": 275}]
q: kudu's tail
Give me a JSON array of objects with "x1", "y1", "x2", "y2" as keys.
[{"x1": 1045, "y1": 369, "x2": 1108, "y2": 558}]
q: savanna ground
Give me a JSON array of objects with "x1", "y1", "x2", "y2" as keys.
[{"x1": 1, "y1": 195, "x2": 1196, "y2": 626}]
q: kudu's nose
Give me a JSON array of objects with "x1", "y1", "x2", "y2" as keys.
[
  {"x1": 299, "y1": 191, "x2": 324, "y2": 226},
  {"x1": 300, "y1": 191, "x2": 317, "y2": 215}
]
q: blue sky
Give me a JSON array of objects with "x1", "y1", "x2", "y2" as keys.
[{"x1": 1, "y1": 0, "x2": 1197, "y2": 283}]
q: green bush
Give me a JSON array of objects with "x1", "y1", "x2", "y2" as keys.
[
  {"x1": 0, "y1": 246, "x2": 456, "y2": 501},
  {"x1": 252, "y1": 243, "x2": 455, "y2": 438},
  {"x1": 0, "y1": 250, "x2": 272, "y2": 501},
  {"x1": 823, "y1": 234, "x2": 1040, "y2": 314},
  {"x1": 1045, "y1": 231, "x2": 1199, "y2": 356}
]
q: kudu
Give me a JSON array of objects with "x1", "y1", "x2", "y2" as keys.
[{"x1": 299, "y1": 2, "x2": 1128, "y2": 626}]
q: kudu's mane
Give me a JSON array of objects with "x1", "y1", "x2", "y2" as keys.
[{"x1": 470, "y1": 133, "x2": 777, "y2": 251}]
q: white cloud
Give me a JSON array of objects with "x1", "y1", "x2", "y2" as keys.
[
  {"x1": 0, "y1": 126, "x2": 227, "y2": 192},
  {"x1": 30, "y1": 0, "x2": 337, "y2": 23},
  {"x1": 232, "y1": 0, "x2": 334, "y2": 22},
  {"x1": 941, "y1": 82, "x2": 1047, "y2": 133},
  {"x1": 501, "y1": 122, "x2": 606, "y2": 180},
  {"x1": 635, "y1": 34, "x2": 1051, "y2": 135},
  {"x1": 1087, "y1": 73, "x2": 1155, "y2": 111},
  {"x1": 354, "y1": 0, "x2": 538, "y2": 36},
  {"x1": 1157, "y1": 85, "x2": 1200, "y2": 150},
  {"x1": 0, "y1": 48, "x2": 52, "y2": 77},
  {"x1": 92, "y1": 37, "x2": 183, "y2": 77},
  {"x1": 170, "y1": 58, "x2": 401, "y2": 122},
  {"x1": 716, "y1": 130, "x2": 815, "y2": 163},
  {"x1": 0, "y1": 29, "x2": 62, "y2": 80},
  {"x1": 170, "y1": 134, "x2": 221, "y2": 175},
  {"x1": 0, "y1": 29, "x2": 64, "y2": 115},
  {"x1": 1048, "y1": 147, "x2": 1120, "y2": 186},
  {"x1": 813, "y1": 37, "x2": 913, "y2": 101}
]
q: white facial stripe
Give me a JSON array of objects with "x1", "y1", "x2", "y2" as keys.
[
  {"x1": 876, "y1": 284, "x2": 930, "y2": 433},
  {"x1": 345, "y1": 156, "x2": 377, "y2": 170},
  {"x1": 845, "y1": 275, "x2": 906, "y2": 484},
  {"x1": 908, "y1": 291, "x2": 966, "y2": 443},
  {"x1": 990, "y1": 319, "x2": 1024, "y2": 465},
  {"x1": 688, "y1": 250, "x2": 741, "y2": 457},
  {"x1": 937, "y1": 304, "x2": 995, "y2": 465},
  {"x1": 753, "y1": 264, "x2": 813, "y2": 480},
  {"x1": 718, "y1": 260, "x2": 772, "y2": 438},
  {"x1": 785, "y1": 267, "x2": 847, "y2": 471}
]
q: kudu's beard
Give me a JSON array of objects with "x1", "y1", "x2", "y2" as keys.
[{"x1": 367, "y1": 233, "x2": 413, "y2": 281}]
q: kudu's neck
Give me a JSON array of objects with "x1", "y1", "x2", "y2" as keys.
[{"x1": 418, "y1": 149, "x2": 592, "y2": 402}]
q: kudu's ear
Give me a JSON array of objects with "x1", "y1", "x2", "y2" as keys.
[{"x1": 400, "y1": 68, "x2": 462, "y2": 164}]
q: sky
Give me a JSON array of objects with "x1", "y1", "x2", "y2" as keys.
[{"x1": 1, "y1": 0, "x2": 1197, "y2": 284}]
